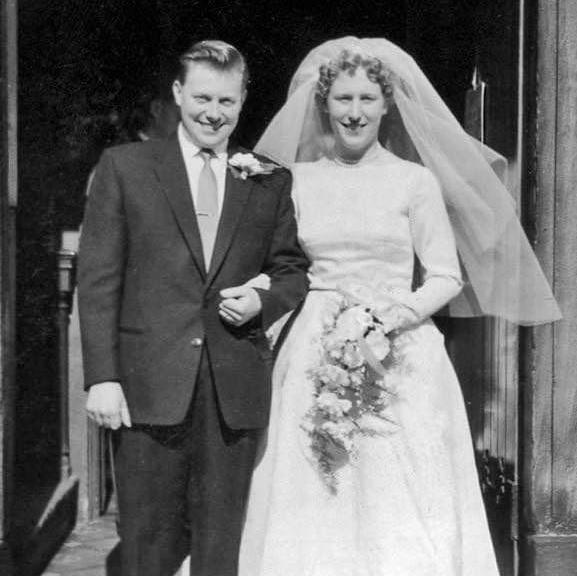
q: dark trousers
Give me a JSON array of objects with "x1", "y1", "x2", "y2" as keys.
[{"x1": 115, "y1": 351, "x2": 261, "y2": 576}]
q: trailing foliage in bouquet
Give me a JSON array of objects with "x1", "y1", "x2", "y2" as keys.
[{"x1": 303, "y1": 284, "x2": 411, "y2": 491}]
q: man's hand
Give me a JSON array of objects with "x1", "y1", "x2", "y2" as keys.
[
  {"x1": 86, "y1": 381, "x2": 132, "y2": 429},
  {"x1": 219, "y1": 286, "x2": 262, "y2": 327}
]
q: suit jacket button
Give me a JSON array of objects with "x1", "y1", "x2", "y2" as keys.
[{"x1": 190, "y1": 337, "x2": 203, "y2": 348}]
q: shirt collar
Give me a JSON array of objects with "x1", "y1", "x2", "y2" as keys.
[{"x1": 178, "y1": 123, "x2": 228, "y2": 160}]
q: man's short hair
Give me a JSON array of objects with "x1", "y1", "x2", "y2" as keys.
[{"x1": 177, "y1": 40, "x2": 249, "y2": 88}]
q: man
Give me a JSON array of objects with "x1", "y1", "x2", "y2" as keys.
[
  {"x1": 125, "y1": 81, "x2": 180, "y2": 142},
  {"x1": 78, "y1": 40, "x2": 309, "y2": 576},
  {"x1": 84, "y1": 80, "x2": 179, "y2": 211}
]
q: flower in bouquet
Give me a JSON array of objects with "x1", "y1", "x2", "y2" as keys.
[
  {"x1": 316, "y1": 364, "x2": 351, "y2": 390},
  {"x1": 342, "y1": 341, "x2": 364, "y2": 369},
  {"x1": 334, "y1": 305, "x2": 373, "y2": 340},
  {"x1": 364, "y1": 329, "x2": 391, "y2": 361},
  {"x1": 317, "y1": 391, "x2": 353, "y2": 418},
  {"x1": 323, "y1": 332, "x2": 346, "y2": 362}
]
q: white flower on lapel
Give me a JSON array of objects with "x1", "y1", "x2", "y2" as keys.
[{"x1": 228, "y1": 152, "x2": 278, "y2": 180}]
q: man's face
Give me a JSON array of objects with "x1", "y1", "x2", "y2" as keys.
[{"x1": 173, "y1": 62, "x2": 245, "y2": 151}]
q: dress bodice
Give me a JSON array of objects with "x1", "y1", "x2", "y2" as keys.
[{"x1": 292, "y1": 147, "x2": 461, "y2": 294}]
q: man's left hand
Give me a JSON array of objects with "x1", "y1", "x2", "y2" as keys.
[{"x1": 219, "y1": 286, "x2": 262, "y2": 326}]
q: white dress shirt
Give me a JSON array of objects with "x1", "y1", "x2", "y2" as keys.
[{"x1": 177, "y1": 123, "x2": 228, "y2": 218}]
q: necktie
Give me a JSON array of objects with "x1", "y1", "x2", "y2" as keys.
[{"x1": 196, "y1": 149, "x2": 219, "y2": 270}]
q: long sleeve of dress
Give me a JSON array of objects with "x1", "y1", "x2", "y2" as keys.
[{"x1": 394, "y1": 167, "x2": 462, "y2": 322}]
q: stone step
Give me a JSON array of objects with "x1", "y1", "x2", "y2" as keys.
[{"x1": 43, "y1": 515, "x2": 119, "y2": 576}]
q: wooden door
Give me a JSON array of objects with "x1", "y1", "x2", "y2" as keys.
[
  {"x1": 439, "y1": 317, "x2": 519, "y2": 576},
  {"x1": 1, "y1": 0, "x2": 18, "y2": 571}
]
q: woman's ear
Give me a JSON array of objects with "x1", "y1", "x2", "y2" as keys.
[{"x1": 381, "y1": 100, "x2": 389, "y2": 116}]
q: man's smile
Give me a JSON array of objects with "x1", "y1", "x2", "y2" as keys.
[{"x1": 197, "y1": 119, "x2": 227, "y2": 131}]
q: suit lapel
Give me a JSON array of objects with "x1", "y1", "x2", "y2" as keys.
[
  {"x1": 206, "y1": 161, "x2": 253, "y2": 286},
  {"x1": 153, "y1": 134, "x2": 207, "y2": 278}
]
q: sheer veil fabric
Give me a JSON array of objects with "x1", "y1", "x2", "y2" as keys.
[{"x1": 255, "y1": 36, "x2": 561, "y2": 325}]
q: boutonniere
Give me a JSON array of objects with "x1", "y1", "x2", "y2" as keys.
[{"x1": 228, "y1": 152, "x2": 279, "y2": 180}]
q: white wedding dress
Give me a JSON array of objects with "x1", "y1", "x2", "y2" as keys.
[{"x1": 238, "y1": 148, "x2": 501, "y2": 576}]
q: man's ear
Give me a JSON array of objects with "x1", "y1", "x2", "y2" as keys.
[
  {"x1": 172, "y1": 80, "x2": 183, "y2": 106},
  {"x1": 241, "y1": 89, "x2": 248, "y2": 105}
]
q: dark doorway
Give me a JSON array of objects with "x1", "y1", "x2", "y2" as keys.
[
  {"x1": 13, "y1": 0, "x2": 409, "y2": 564},
  {"x1": 15, "y1": 1, "x2": 519, "y2": 574}
]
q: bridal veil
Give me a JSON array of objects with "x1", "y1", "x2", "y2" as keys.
[{"x1": 255, "y1": 36, "x2": 561, "y2": 325}]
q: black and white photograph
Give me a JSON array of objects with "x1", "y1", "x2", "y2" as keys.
[{"x1": 0, "y1": 1, "x2": 575, "y2": 575}]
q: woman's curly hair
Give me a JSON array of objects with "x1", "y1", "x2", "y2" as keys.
[{"x1": 315, "y1": 50, "x2": 395, "y2": 109}]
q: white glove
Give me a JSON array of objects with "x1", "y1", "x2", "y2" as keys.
[{"x1": 389, "y1": 276, "x2": 462, "y2": 324}]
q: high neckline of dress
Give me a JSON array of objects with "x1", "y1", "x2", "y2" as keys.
[{"x1": 331, "y1": 143, "x2": 389, "y2": 168}]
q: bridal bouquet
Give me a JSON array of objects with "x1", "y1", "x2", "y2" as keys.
[{"x1": 303, "y1": 284, "x2": 410, "y2": 491}]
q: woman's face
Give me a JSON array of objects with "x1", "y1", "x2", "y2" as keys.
[{"x1": 326, "y1": 68, "x2": 388, "y2": 160}]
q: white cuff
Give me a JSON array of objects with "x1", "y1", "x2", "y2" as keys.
[{"x1": 390, "y1": 276, "x2": 462, "y2": 322}]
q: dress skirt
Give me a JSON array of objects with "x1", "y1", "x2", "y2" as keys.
[{"x1": 239, "y1": 290, "x2": 500, "y2": 576}]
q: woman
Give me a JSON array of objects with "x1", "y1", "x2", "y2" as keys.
[{"x1": 238, "y1": 37, "x2": 561, "y2": 576}]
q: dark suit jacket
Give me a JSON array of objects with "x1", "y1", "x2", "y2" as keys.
[{"x1": 78, "y1": 134, "x2": 309, "y2": 429}]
